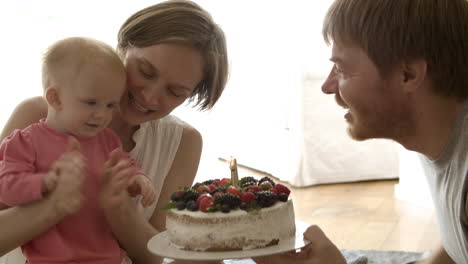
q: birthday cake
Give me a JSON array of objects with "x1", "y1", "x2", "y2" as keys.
[{"x1": 164, "y1": 176, "x2": 296, "y2": 251}]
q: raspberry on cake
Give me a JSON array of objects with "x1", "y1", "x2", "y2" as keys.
[{"x1": 163, "y1": 176, "x2": 296, "y2": 251}]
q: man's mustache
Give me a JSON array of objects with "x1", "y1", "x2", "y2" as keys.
[{"x1": 335, "y1": 94, "x2": 348, "y2": 109}]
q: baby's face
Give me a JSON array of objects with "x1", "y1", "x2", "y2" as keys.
[{"x1": 58, "y1": 65, "x2": 126, "y2": 137}]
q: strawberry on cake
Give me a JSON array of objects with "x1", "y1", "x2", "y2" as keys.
[{"x1": 164, "y1": 176, "x2": 296, "y2": 251}]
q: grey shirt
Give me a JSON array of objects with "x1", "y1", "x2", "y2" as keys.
[{"x1": 419, "y1": 99, "x2": 468, "y2": 263}]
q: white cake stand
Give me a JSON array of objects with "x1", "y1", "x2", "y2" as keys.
[{"x1": 147, "y1": 221, "x2": 311, "y2": 261}]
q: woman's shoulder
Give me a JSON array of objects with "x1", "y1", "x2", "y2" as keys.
[
  {"x1": 12, "y1": 96, "x2": 48, "y2": 116},
  {"x1": 142, "y1": 115, "x2": 200, "y2": 137},
  {"x1": 0, "y1": 97, "x2": 47, "y2": 142},
  {"x1": 164, "y1": 115, "x2": 202, "y2": 143},
  {"x1": 132, "y1": 115, "x2": 201, "y2": 155},
  {"x1": 158, "y1": 115, "x2": 192, "y2": 129}
]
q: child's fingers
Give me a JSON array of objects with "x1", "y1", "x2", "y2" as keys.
[
  {"x1": 108, "y1": 148, "x2": 123, "y2": 167},
  {"x1": 141, "y1": 182, "x2": 156, "y2": 207},
  {"x1": 102, "y1": 159, "x2": 130, "y2": 185},
  {"x1": 109, "y1": 167, "x2": 134, "y2": 195}
]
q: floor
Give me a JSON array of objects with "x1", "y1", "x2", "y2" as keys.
[{"x1": 234, "y1": 164, "x2": 440, "y2": 253}]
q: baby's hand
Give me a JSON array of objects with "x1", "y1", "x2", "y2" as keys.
[
  {"x1": 43, "y1": 140, "x2": 84, "y2": 195},
  {"x1": 43, "y1": 169, "x2": 59, "y2": 195},
  {"x1": 128, "y1": 174, "x2": 156, "y2": 207}
]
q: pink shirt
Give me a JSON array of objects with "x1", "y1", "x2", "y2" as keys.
[{"x1": 0, "y1": 120, "x2": 137, "y2": 264}]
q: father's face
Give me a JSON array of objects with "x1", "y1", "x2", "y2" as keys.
[{"x1": 321, "y1": 42, "x2": 412, "y2": 141}]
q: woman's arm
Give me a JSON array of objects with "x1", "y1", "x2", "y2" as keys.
[
  {"x1": 150, "y1": 124, "x2": 203, "y2": 231},
  {"x1": 0, "y1": 199, "x2": 65, "y2": 255},
  {"x1": 0, "y1": 96, "x2": 47, "y2": 141},
  {"x1": 101, "y1": 124, "x2": 202, "y2": 264}
]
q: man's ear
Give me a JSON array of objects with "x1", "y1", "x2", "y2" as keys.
[
  {"x1": 400, "y1": 59, "x2": 427, "y2": 93},
  {"x1": 45, "y1": 87, "x2": 62, "y2": 110}
]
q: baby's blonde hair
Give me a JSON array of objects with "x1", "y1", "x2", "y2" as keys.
[{"x1": 42, "y1": 37, "x2": 125, "y2": 91}]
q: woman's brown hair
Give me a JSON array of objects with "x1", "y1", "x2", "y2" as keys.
[{"x1": 117, "y1": 0, "x2": 228, "y2": 110}]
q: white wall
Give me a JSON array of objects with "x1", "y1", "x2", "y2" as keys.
[
  {"x1": 0, "y1": 1, "x2": 430, "y2": 202},
  {"x1": 0, "y1": 1, "x2": 334, "y2": 181}
]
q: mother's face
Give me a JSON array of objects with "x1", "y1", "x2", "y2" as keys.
[{"x1": 119, "y1": 43, "x2": 205, "y2": 126}]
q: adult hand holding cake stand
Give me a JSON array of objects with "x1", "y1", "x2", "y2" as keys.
[{"x1": 252, "y1": 225, "x2": 346, "y2": 264}]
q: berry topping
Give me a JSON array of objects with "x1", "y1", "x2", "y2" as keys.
[
  {"x1": 221, "y1": 204, "x2": 231, "y2": 213},
  {"x1": 196, "y1": 193, "x2": 213, "y2": 206},
  {"x1": 259, "y1": 181, "x2": 273, "y2": 190},
  {"x1": 170, "y1": 190, "x2": 185, "y2": 202},
  {"x1": 199, "y1": 197, "x2": 214, "y2": 212},
  {"x1": 186, "y1": 200, "x2": 199, "y2": 211},
  {"x1": 239, "y1": 203, "x2": 248, "y2": 210},
  {"x1": 213, "y1": 191, "x2": 224, "y2": 197},
  {"x1": 219, "y1": 178, "x2": 231, "y2": 186},
  {"x1": 256, "y1": 191, "x2": 278, "y2": 208},
  {"x1": 240, "y1": 191, "x2": 256, "y2": 204},
  {"x1": 214, "y1": 193, "x2": 241, "y2": 209},
  {"x1": 240, "y1": 176, "x2": 258, "y2": 188},
  {"x1": 201, "y1": 179, "x2": 216, "y2": 186},
  {"x1": 258, "y1": 176, "x2": 276, "y2": 187},
  {"x1": 182, "y1": 189, "x2": 199, "y2": 202},
  {"x1": 246, "y1": 185, "x2": 261, "y2": 193},
  {"x1": 278, "y1": 193, "x2": 289, "y2": 202},
  {"x1": 226, "y1": 186, "x2": 242, "y2": 197},
  {"x1": 176, "y1": 201, "x2": 186, "y2": 210},
  {"x1": 196, "y1": 185, "x2": 211, "y2": 193},
  {"x1": 275, "y1": 183, "x2": 291, "y2": 195},
  {"x1": 165, "y1": 175, "x2": 292, "y2": 213},
  {"x1": 268, "y1": 187, "x2": 279, "y2": 195},
  {"x1": 210, "y1": 186, "x2": 227, "y2": 195}
]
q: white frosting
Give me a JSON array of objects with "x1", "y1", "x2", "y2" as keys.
[{"x1": 166, "y1": 199, "x2": 296, "y2": 251}]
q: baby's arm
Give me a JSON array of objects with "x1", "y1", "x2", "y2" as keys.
[
  {"x1": 104, "y1": 129, "x2": 156, "y2": 207},
  {"x1": 0, "y1": 131, "x2": 47, "y2": 206}
]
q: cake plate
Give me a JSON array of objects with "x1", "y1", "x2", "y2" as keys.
[{"x1": 147, "y1": 221, "x2": 311, "y2": 261}]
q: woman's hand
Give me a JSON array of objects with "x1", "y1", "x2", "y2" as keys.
[{"x1": 253, "y1": 225, "x2": 346, "y2": 264}]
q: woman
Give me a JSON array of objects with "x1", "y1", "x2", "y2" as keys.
[{"x1": 0, "y1": 1, "x2": 228, "y2": 263}]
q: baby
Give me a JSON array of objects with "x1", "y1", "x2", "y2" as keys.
[{"x1": 0, "y1": 37, "x2": 155, "y2": 263}]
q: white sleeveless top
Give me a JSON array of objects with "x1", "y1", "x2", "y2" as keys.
[
  {"x1": 2, "y1": 115, "x2": 185, "y2": 264},
  {"x1": 130, "y1": 115, "x2": 184, "y2": 219}
]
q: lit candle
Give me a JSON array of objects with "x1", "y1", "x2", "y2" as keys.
[{"x1": 230, "y1": 157, "x2": 239, "y2": 187}]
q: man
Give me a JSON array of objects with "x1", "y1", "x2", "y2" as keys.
[{"x1": 255, "y1": 0, "x2": 468, "y2": 263}]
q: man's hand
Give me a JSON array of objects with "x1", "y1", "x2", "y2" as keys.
[
  {"x1": 253, "y1": 225, "x2": 346, "y2": 264},
  {"x1": 415, "y1": 245, "x2": 454, "y2": 264}
]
